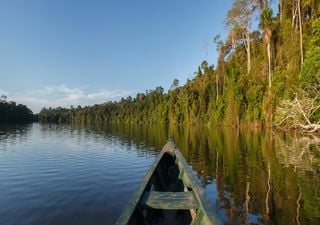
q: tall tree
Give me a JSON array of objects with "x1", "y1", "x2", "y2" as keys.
[
  {"x1": 225, "y1": 0, "x2": 255, "y2": 74},
  {"x1": 213, "y1": 35, "x2": 225, "y2": 100},
  {"x1": 291, "y1": 0, "x2": 304, "y2": 67},
  {"x1": 298, "y1": 0, "x2": 303, "y2": 67},
  {"x1": 261, "y1": 7, "x2": 273, "y2": 88},
  {"x1": 279, "y1": 0, "x2": 283, "y2": 22}
]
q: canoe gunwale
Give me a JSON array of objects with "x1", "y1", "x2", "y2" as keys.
[
  {"x1": 169, "y1": 141, "x2": 222, "y2": 225},
  {"x1": 115, "y1": 146, "x2": 167, "y2": 225}
]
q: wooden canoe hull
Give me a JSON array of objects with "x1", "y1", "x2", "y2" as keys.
[{"x1": 116, "y1": 141, "x2": 222, "y2": 225}]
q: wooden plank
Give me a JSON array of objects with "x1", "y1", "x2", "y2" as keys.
[{"x1": 141, "y1": 191, "x2": 199, "y2": 210}]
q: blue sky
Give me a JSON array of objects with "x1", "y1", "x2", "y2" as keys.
[{"x1": 0, "y1": 0, "x2": 234, "y2": 112}]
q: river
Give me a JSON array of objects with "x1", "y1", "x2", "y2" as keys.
[{"x1": 0, "y1": 123, "x2": 319, "y2": 225}]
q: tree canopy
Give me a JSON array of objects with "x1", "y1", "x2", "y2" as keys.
[
  {"x1": 36, "y1": 0, "x2": 320, "y2": 130},
  {"x1": 0, "y1": 97, "x2": 34, "y2": 124}
]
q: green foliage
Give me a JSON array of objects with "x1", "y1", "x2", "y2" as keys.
[
  {"x1": 208, "y1": 98, "x2": 225, "y2": 125},
  {"x1": 244, "y1": 74, "x2": 265, "y2": 122},
  {"x1": 38, "y1": 1, "x2": 320, "y2": 128},
  {"x1": 300, "y1": 19, "x2": 320, "y2": 90},
  {"x1": 300, "y1": 46, "x2": 320, "y2": 88},
  {"x1": 311, "y1": 18, "x2": 320, "y2": 46},
  {"x1": 0, "y1": 100, "x2": 34, "y2": 124},
  {"x1": 260, "y1": 7, "x2": 273, "y2": 28}
]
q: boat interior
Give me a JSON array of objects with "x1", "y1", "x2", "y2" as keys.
[{"x1": 127, "y1": 152, "x2": 195, "y2": 225}]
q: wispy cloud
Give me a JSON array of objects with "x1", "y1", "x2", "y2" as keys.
[{"x1": 0, "y1": 85, "x2": 132, "y2": 113}]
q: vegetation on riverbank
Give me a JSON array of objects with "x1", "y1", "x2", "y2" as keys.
[
  {"x1": 0, "y1": 96, "x2": 34, "y2": 124},
  {"x1": 36, "y1": 1, "x2": 320, "y2": 131}
]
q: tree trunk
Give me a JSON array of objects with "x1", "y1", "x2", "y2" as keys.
[
  {"x1": 279, "y1": 0, "x2": 283, "y2": 22},
  {"x1": 246, "y1": 32, "x2": 251, "y2": 73},
  {"x1": 298, "y1": 0, "x2": 304, "y2": 68},
  {"x1": 216, "y1": 58, "x2": 220, "y2": 100},
  {"x1": 267, "y1": 41, "x2": 272, "y2": 88},
  {"x1": 292, "y1": 0, "x2": 298, "y2": 29},
  {"x1": 216, "y1": 78, "x2": 219, "y2": 100}
]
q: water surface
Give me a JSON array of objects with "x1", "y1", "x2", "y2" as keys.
[{"x1": 0, "y1": 123, "x2": 319, "y2": 225}]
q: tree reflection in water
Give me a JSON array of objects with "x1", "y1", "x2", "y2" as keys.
[
  {"x1": 3, "y1": 123, "x2": 316, "y2": 224},
  {"x1": 88, "y1": 124, "x2": 320, "y2": 225}
]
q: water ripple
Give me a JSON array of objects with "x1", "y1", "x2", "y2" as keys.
[{"x1": 0, "y1": 124, "x2": 157, "y2": 225}]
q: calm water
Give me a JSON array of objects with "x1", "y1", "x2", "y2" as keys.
[{"x1": 0, "y1": 124, "x2": 319, "y2": 225}]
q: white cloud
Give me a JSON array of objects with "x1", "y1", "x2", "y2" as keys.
[
  {"x1": 0, "y1": 89, "x2": 9, "y2": 96},
  {"x1": 0, "y1": 85, "x2": 132, "y2": 113}
]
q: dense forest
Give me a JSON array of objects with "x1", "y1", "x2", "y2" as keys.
[
  {"x1": 38, "y1": 0, "x2": 320, "y2": 130},
  {"x1": 0, "y1": 95, "x2": 34, "y2": 124}
]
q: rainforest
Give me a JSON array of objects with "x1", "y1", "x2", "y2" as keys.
[
  {"x1": 35, "y1": 0, "x2": 320, "y2": 131},
  {"x1": 0, "y1": 0, "x2": 319, "y2": 131}
]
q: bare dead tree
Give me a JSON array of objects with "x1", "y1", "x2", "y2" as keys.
[{"x1": 275, "y1": 86, "x2": 320, "y2": 132}]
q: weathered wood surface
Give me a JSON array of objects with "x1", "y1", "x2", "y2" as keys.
[{"x1": 141, "y1": 191, "x2": 199, "y2": 210}]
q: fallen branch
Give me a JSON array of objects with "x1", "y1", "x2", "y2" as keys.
[{"x1": 275, "y1": 87, "x2": 320, "y2": 132}]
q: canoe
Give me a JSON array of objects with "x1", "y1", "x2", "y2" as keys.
[{"x1": 116, "y1": 141, "x2": 222, "y2": 225}]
